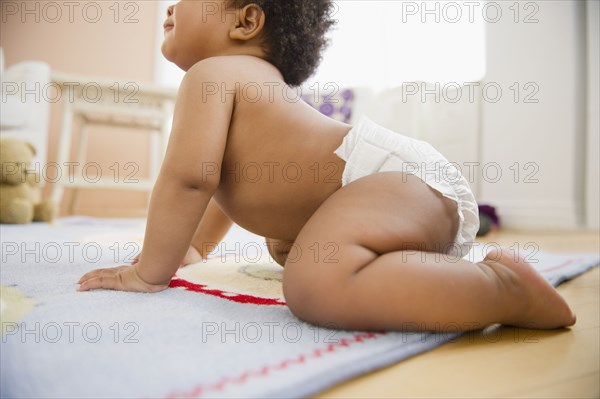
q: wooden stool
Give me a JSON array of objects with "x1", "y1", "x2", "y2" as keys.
[{"x1": 50, "y1": 71, "x2": 177, "y2": 214}]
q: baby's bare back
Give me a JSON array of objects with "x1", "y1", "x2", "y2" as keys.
[{"x1": 211, "y1": 57, "x2": 350, "y2": 242}]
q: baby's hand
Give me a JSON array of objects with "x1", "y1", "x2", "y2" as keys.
[
  {"x1": 131, "y1": 245, "x2": 203, "y2": 268},
  {"x1": 77, "y1": 265, "x2": 169, "y2": 293}
]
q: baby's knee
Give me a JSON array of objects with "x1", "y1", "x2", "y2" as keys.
[{"x1": 282, "y1": 271, "x2": 350, "y2": 328}]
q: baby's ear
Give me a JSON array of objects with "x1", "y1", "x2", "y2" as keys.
[{"x1": 230, "y1": 3, "x2": 265, "y2": 41}]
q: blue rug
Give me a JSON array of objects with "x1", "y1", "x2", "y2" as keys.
[{"x1": 1, "y1": 217, "x2": 598, "y2": 398}]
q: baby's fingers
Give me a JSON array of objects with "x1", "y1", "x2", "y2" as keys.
[
  {"x1": 77, "y1": 269, "x2": 105, "y2": 284},
  {"x1": 77, "y1": 267, "x2": 123, "y2": 291},
  {"x1": 78, "y1": 274, "x2": 122, "y2": 292},
  {"x1": 77, "y1": 266, "x2": 167, "y2": 293}
]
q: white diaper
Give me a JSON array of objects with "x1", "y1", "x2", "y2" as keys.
[{"x1": 333, "y1": 116, "x2": 479, "y2": 258}]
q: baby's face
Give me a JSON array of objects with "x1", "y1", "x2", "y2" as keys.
[{"x1": 161, "y1": 0, "x2": 236, "y2": 71}]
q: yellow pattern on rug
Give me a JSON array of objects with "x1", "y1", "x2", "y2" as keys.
[{"x1": 1, "y1": 285, "x2": 36, "y2": 336}]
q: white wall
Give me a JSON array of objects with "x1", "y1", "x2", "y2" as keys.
[
  {"x1": 480, "y1": 0, "x2": 587, "y2": 229},
  {"x1": 586, "y1": 0, "x2": 599, "y2": 229},
  {"x1": 309, "y1": 1, "x2": 486, "y2": 90}
]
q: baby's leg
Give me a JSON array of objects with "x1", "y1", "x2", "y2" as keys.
[{"x1": 283, "y1": 172, "x2": 575, "y2": 331}]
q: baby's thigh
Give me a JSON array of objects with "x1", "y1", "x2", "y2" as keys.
[
  {"x1": 294, "y1": 171, "x2": 459, "y2": 259},
  {"x1": 282, "y1": 171, "x2": 458, "y2": 320}
]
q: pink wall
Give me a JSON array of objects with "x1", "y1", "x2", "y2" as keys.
[{"x1": 1, "y1": 0, "x2": 160, "y2": 217}]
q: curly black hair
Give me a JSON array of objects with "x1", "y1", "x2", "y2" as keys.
[{"x1": 227, "y1": 0, "x2": 336, "y2": 87}]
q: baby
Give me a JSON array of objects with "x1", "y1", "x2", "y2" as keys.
[{"x1": 78, "y1": 0, "x2": 576, "y2": 332}]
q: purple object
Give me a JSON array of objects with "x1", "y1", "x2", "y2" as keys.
[
  {"x1": 301, "y1": 88, "x2": 355, "y2": 123},
  {"x1": 478, "y1": 204, "x2": 500, "y2": 227},
  {"x1": 319, "y1": 103, "x2": 335, "y2": 116},
  {"x1": 341, "y1": 89, "x2": 354, "y2": 101}
]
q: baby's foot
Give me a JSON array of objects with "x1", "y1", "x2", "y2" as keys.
[{"x1": 481, "y1": 248, "x2": 576, "y2": 329}]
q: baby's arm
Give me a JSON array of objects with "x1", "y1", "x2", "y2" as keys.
[
  {"x1": 78, "y1": 59, "x2": 236, "y2": 292},
  {"x1": 191, "y1": 198, "x2": 233, "y2": 259},
  {"x1": 130, "y1": 198, "x2": 232, "y2": 266}
]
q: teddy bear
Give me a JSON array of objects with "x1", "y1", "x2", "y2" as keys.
[{"x1": 0, "y1": 137, "x2": 56, "y2": 224}]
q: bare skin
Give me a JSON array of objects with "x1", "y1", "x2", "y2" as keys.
[{"x1": 78, "y1": 0, "x2": 576, "y2": 332}]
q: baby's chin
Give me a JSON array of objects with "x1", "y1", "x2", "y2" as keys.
[
  {"x1": 160, "y1": 43, "x2": 173, "y2": 62},
  {"x1": 160, "y1": 45, "x2": 183, "y2": 70}
]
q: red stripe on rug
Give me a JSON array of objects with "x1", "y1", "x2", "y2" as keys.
[
  {"x1": 169, "y1": 278, "x2": 286, "y2": 306},
  {"x1": 166, "y1": 331, "x2": 385, "y2": 398},
  {"x1": 538, "y1": 259, "x2": 577, "y2": 273}
]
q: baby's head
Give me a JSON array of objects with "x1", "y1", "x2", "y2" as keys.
[{"x1": 226, "y1": 0, "x2": 336, "y2": 86}]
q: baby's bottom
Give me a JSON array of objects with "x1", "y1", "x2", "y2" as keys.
[
  {"x1": 282, "y1": 171, "x2": 576, "y2": 332},
  {"x1": 333, "y1": 116, "x2": 480, "y2": 257}
]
